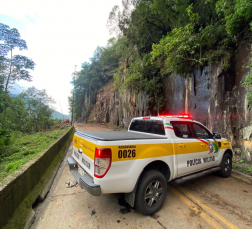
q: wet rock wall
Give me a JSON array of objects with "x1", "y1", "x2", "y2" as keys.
[
  {"x1": 160, "y1": 42, "x2": 252, "y2": 162},
  {"x1": 88, "y1": 82, "x2": 148, "y2": 128}
]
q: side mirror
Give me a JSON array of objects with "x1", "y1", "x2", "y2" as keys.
[{"x1": 213, "y1": 132, "x2": 221, "y2": 140}]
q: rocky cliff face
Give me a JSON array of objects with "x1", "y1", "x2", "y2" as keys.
[
  {"x1": 88, "y1": 82, "x2": 148, "y2": 128},
  {"x1": 85, "y1": 43, "x2": 252, "y2": 162}
]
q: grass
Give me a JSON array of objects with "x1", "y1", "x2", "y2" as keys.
[
  {"x1": 233, "y1": 154, "x2": 252, "y2": 176},
  {"x1": 0, "y1": 128, "x2": 70, "y2": 182}
]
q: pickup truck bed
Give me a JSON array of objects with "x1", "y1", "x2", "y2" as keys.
[{"x1": 76, "y1": 131, "x2": 167, "y2": 141}]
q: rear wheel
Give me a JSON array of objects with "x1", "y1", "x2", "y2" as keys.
[
  {"x1": 219, "y1": 153, "x2": 232, "y2": 178},
  {"x1": 135, "y1": 170, "x2": 167, "y2": 215}
]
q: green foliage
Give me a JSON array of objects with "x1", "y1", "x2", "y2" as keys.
[
  {"x1": 0, "y1": 129, "x2": 11, "y2": 147},
  {"x1": 18, "y1": 87, "x2": 55, "y2": 133},
  {"x1": 216, "y1": 0, "x2": 252, "y2": 37},
  {"x1": 70, "y1": 38, "x2": 123, "y2": 120},
  {"x1": 151, "y1": 5, "x2": 202, "y2": 75},
  {"x1": 0, "y1": 23, "x2": 36, "y2": 132},
  {"x1": 242, "y1": 62, "x2": 252, "y2": 105},
  {"x1": 151, "y1": 3, "x2": 234, "y2": 75},
  {"x1": 0, "y1": 22, "x2": 35, "y2": 94},
  {"x1": 0, "y1": 128, "x2": 69, "y2": 181},
  {"x1": 73, "y1": 0, "x2": 252, "y2": 118},
  {"x1": 0, "y1": 86, "x2": 57, "y2": 144},
  {"x1": 0, "y1": 23, "x2": 58, "y2": 141},
  {"x1": 0, "y1": 24, "x2": 67, "y2": 166},
  {"x1": 108, "y1": 0, "x2": 236, "y2": 110},
  {"x1": 233, "y1": 154, "x2": 252, "y2": 175}
]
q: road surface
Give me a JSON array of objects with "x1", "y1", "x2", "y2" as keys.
[{"x1": 30, "y1": 123, "x2": 252, "y2": 229}]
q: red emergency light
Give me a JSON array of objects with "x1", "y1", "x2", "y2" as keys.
[
  {"x1": 158, "y1": 114, "x2": 192, "y2": 119},
  {"x1": 178, "y1": 114, "x2": 191, "y2": 118}
]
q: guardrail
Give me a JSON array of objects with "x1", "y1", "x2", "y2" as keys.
[{"x1": 0, "y1": 126, "x2": 75, "y2": 229}]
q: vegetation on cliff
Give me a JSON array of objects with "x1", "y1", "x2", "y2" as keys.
[{"x1": 71, "y1": 0, "x2": 252, "y2": 121}]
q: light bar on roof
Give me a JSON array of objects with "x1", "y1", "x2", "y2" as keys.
[
  {"x1": 158, "y1": 114, "x2": 192, "y2": 119},
  {"x1": 179, "y1": 115, "x2": 189, "y2": 118}
]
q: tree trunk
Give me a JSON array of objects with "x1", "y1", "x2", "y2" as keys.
[
  {"x1": 5, "y1": 49, "x2": 12, "y2": 93},
  {"x1": 2, "y1": 49, "x2": 13, "y2": 129}
]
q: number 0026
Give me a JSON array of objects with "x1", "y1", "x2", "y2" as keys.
[{"x1": 118, "y1": 149, "x2": 136, "y2": 158}]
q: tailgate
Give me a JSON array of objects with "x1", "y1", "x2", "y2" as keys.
[{"x1": 72, "y1": 132, "x2": 97, "y2": 177}]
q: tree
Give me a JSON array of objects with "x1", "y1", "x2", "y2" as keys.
[
  {"x1": 4, "y1": 96, "x2": 26, "y2": 131},
  {"x1": 18, "y1": 87, "x2": 55, "y2": 132},
  {"x1": 0, "y1": 23, "x2": 35, "y2": 128},
  {"x1": 216, "y1": 0, "x2": 252, "y2": 38}
]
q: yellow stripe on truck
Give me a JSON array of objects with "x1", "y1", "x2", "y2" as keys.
[
  {"x1": 73, "y1": 134, "x2": 231, "y2": 162},
  {"x1": 110, "y1": 143, "x2": 174, "y2": 162}
]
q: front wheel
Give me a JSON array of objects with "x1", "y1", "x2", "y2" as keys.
[
  {"x1": 135, "y1": 170, "x2": 167, "y2": 215},
  {"x1": 219, "y1": 153, "x2": 232, "y2": 178}
]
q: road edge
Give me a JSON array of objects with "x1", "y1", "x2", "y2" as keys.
[
  {"x1": 231, "y1": 170, "x2": 252, "y2": 185},
  {"x1": 0, "y1": 126, "x2": 76, "y2": 229}
]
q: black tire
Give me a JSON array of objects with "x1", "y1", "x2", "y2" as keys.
[
  {"x1": 135, "y1": 170, "x2": 167, "y2": 215},
  {"x1": 219, "y1": 153, "x2": 232, "y2": 178}
]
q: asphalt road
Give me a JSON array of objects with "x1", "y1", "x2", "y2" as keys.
[{"x1": 30, "y1": 123, "x2": 252, "y2": 229}]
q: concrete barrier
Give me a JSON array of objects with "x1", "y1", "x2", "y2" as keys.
[{"x1": 0, "y1": 126, "x2": 75, "y2": 229}]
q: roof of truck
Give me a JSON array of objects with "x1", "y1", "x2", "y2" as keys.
[{"x1": 133, "y1": 114, "x2": 193, "y2": 121}]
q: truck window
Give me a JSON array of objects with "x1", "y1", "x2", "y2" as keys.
[
  {"x1": 129, "y1": 120, "x2": 165, "y2": 135},
  {"x1": 170, "y1": 121, "x2": 193, "y2": 138},
  {"x1": 191, "y1": 123, "x2": 212, "y2": 139}
]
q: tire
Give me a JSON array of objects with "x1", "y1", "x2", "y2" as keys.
[
  {"x1": 219, "y1": 153, "x2": 232, "y2": 178},
  {"x1": 135, "y1": 170, "x2": 167, "y2": 215}
]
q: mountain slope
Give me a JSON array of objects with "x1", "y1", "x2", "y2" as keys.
[
  {"x1": 51, "y1": 110, "x2": 70, "y2": 120},
  {"x1": 9, "y1": 92, "x2": 70, "y2": 120}
]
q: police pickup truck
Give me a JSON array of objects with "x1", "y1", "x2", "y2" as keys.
[{"x1": 68, "y1": 115, "x2": 233, "y2": 215}]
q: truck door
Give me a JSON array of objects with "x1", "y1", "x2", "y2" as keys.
[
  {"x1": 190, "y1": 122, "x2": 220, "y2": 168},
  {"x1": 171, "y1": 121, "x2": 219, "y2": 177},
  {"x1": 171, "y1": 121, "x2": 199, "y2": 176}
]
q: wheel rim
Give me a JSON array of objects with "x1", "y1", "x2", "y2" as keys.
[
  {"x1": 224, "y1": 157, "x2": 231, "y2": 172},
  {"x1": 144, "y1": 180, "x2": 163, "y2": 207}
]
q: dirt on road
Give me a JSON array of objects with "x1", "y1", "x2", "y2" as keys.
[{"x1": 30, "y1": 123, "x2": 252, "y2": 229}]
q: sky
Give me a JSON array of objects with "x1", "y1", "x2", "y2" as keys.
[{"x1": 0, "y1": 0, "x2": 122, "y2": 115}]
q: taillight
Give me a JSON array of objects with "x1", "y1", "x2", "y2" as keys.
[{"x1": 94, "y1": 148, "x2": 112, "y2": 178}]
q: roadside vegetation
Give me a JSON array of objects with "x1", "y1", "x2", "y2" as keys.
[
  {"x1": 233, "y1": 155, "x2": 252, "y2": 176},
  {"x1": 0, "y1": 23, "x2": 69, "y2": 180},
  {"x1": 0, "y1": 128, "x2": 69, "y2": 182}
]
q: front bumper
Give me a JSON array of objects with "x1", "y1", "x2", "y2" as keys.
[{"x1": 67, "y1": 157, "x2": 101, "y2": 196}]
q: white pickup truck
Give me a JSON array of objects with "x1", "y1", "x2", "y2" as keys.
[{"x1": 68, "y1": 115, "x2": 233, "y2": 215}]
